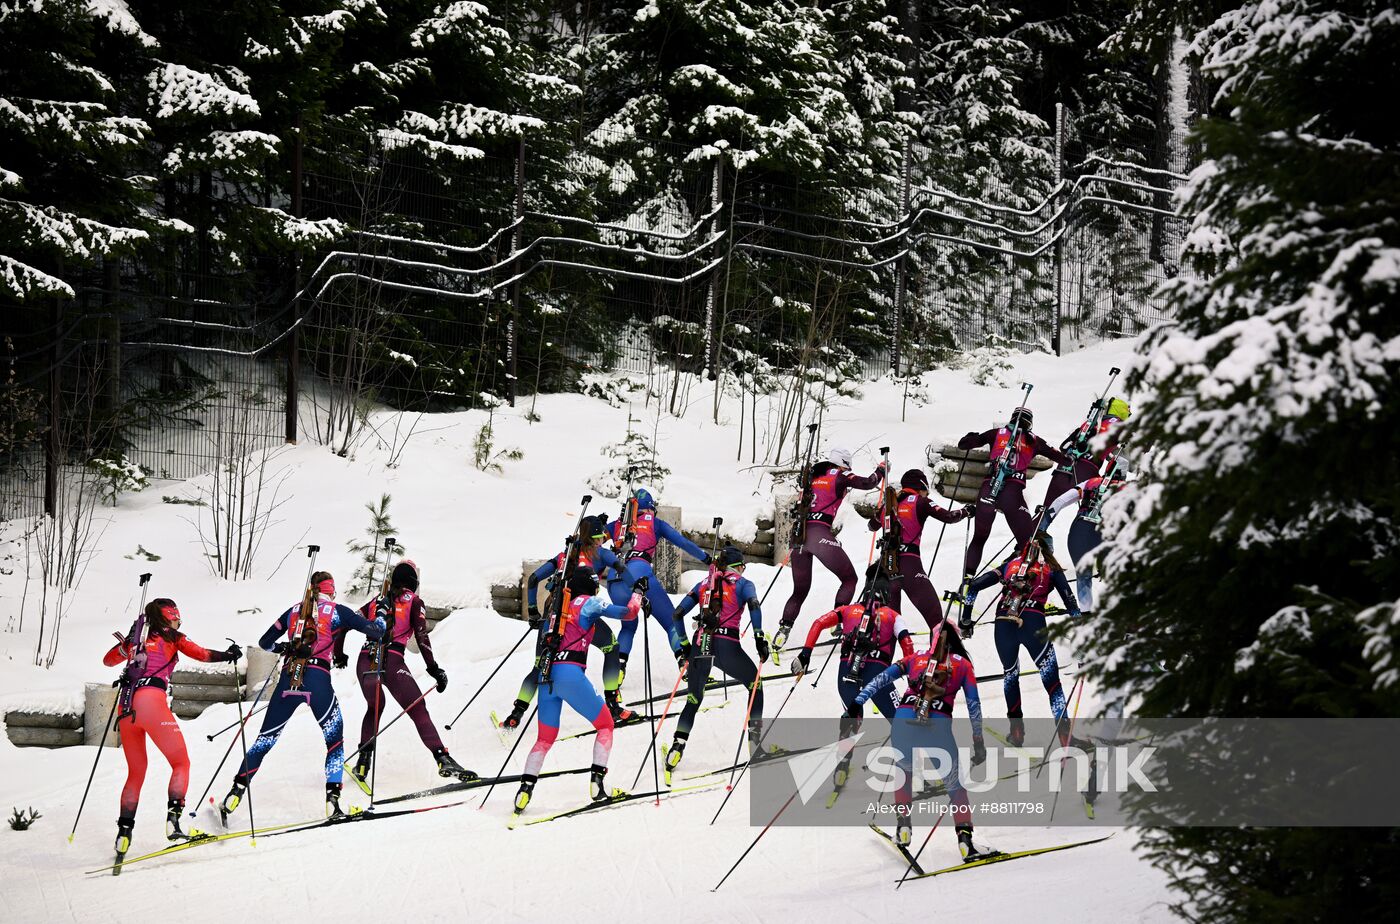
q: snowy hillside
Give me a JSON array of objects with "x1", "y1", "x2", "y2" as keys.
[{"x1": 0, "y1": 340, "x2": 1174, "y2": 922}]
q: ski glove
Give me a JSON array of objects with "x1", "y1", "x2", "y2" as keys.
[
  {"x1": 972, "y1": 739, "x2": 987, "y2": 768},
  {"x1": 332, "y1": 653, "x2": 349, "y2": 670},
  {"x1": 754, "y1": 632, "x2": 771, "y2": 663},
  {"x1": 428, "y1": 665, "x2": 448, "y2": 693},
  {"x1": 960, "y1": 504, "x2": 976, "y2": 519},
  {"x1": 271, "y1": 642, "x2": 290, "y2": 656},
  {"x1": 698, "y1": 610, "x2": 720, "y2": 632},
  {"x1": 867, "y1": 516, "x2": 880, "y2": 532},
  {"x1": 846, "y1": 701, "x2": 864, "y2": 718},
  {"x1": 292, "y1": 641, "x2": 314, "y2": 659},
  {"x1": 792, "y1": 648, "x2": 812, "y2": 675},
  {"x1": 222, "y1": 643, "x2": 243, "y2": 663}
]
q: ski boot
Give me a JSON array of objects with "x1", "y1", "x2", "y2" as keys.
[
  {"x1": 219, "y1": 782, "x2": 246, "y2": 827},
  {"x1": 663, "y1": 737, "x2": 687, "y2": 786},
  {"x1": 957, "y1": 825, "x2": 1001, "y2": 862},
  {"x1": 589, "y1": 764, "x2": 609, "y2": 802},
  {"x1": 771, "y1": 621, "x2": 794, "y2": 663},
  {"x1": 605, "y1": 689, "x2": 637, "y2": 725},
  {"x1": 499, "y1": 699, "x2": 528, "y2": 729},
  {"x1": 895, "y1": 813, "x2": 912, "y2": 847},
  {"x1": 1007, "y1": 714, "x2": 1026, "y2": 749},
  {"x1": 956, "y1": 580, "x2": 977, "y2": 637},
  {"x1": 349, "y1": 746, "x2": 373, "y2": 795},
  {"x1": 113, "y1": 816, "x2": 135, "y2": 876},
  {"x1": 832, "y1": 752, "x2": 853, "y2": 789},
  {"x1": 512, "y1": 776, "x2": 537, "y2": 816},
  {"x1": 165, "y1": 798, "x2": 187, "y2": 841},
  {"x1": 325, "y1": 782, "x2": 346, "y2": 820},
  {"x1": 748, "y1": 723, "x2": 789, "y2": 762},
  {"x1": 434, "y1": 747, "x2": 478, "y2": 782}
]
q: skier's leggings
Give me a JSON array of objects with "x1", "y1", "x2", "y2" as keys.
[
  {"x1": 891, "y1": 708, "x2": 972, "y2": 827},
  {"x1": 116, "y1": 686, "x2": 190, "y2": 817},
  {"x1": 835, "y1": 659, "x2": 898, "y2": 719},
  {"x1": 356, "y1": 648, "x2": 443, "y2": 754},
  {"x1": 675, "y1": 637, "x2": 762, "y2": 739},
  {"x1": 234, "y1": 667, "x2": 344, "y2": 786},
  {"x1": 525, "y1": 663, "x2": 613, "y2": 776},
  {"x1": 1066, "y1": 519, "x2": 1103, "y2": 612},
  {"x1": 516, "y1": 621, "x2": 622, "y2": 704},
  {"x1": 993, "y1": 610, "x2": 1066, "y2": 721},
  {"x1": 888, "y1": 552, "x2": 944, "y2": 630},
  {"x1": 964, "y1": 480, "x2": 1036, "y2": 577},
  {"x1": 781, "y1": 522, "x2": 858, "y2": 626},
  {"x1": 1042, "y1": 457, "x2": 1097, "y2": 511},
  {"x1": 610, "y1": 559, "x2": 682, "y2": 653}
]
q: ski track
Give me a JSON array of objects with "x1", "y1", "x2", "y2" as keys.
[{"x1": 0, "y1": 341, "x2": 1176, "y2": 922}]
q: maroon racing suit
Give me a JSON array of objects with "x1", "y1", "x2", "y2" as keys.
[
  {"x1": 336, "y1": 589, "x2": 447, "y2": 756},
  {"x1": 780, "y1": 460, "x2": 887, "y2": 631},
  {"x1": 957, "y1": 428, "x2": 1069, "y2": 577},
  {"x1": 871, "y1": 488, "x2": 973, "y2": 629},
  {"x1": 1042, "y1": 416, "x2": 1120, "y2": 508}
]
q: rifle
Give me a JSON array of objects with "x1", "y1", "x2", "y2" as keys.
[
  {"x1": 911, "y1": 625, "x2": 952, "y2": 726},
  {"x1": 1081, "y1": 456, "x2": 1125, "y2": 525},
  {"x1": 616, "y1": 467, "x2": 639, "y2": 560},
  {"x1": 1063, "y1": 366, "x2": 1123, "y2": 463},
  {"x1": 537, "y1": 495, "x2": 594, "y2": 687},
  {"x1": 788, "y1": 422, "x2": 820, "y2": 549},
  {"x1": 366, "y1": 537, "x2": 398, "y2": 674},
  {"x1": 696, "y1": 517, "x2": 725, "y2": 660},
  {"x1": 989, "y1": 381, "x2": 1035, "y2": 501},
  {"x1": 287, "y1": 545, "x2": 322, "y2": 692},
  {"x1": 114, "y1": 573, "x2": 154, "y2": 722}
]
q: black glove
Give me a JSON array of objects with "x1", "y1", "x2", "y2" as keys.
[
  {"x1": 961, "y1": 431, "x2": 981, "y2": 446},
  {"x1": 332, "y1": 653, "x2": 349, "y2": 670},
  {"x1": 428, "y1": 666, "x2": 448, "y2": 693},
  {"x1": 754, "y1": 632, "x2": 771, "y2": 663},
  {"x1": 846, "y1": 702, "x2": 864, "y2": 719},
  {"x1": 271, "y1": 641, "x2": 290, "y2": 656},
  {"x1": 700, "y1": 552, "x2": 712, "y2": 566},
  {"x1": 792, "y1": 648, "x2": 812, "y2": 675},
  {"x1": 972, "y1": 739, "x2": 987, "y2": 768},
  {"x1": 528, "y1": 613, "x2": 543, "y2": 630},
  {"x1": 291, "y1": 641, "x2": 314, "y2": 659},
  {"x1": 960, "y1": 504, "x2": 976, "y2": 519},
  {"x1": 867, "y1": 517, "x2": 880, "y2": 532},
  {"x1": 223, "y1": 643, "x2": 243, "y2": 662},
  {"x1": 675, "y1": 641, "x2": 692, "y2": 671},
  {"x1": 699, "y1": 611, "x2": 720, "y2": 632}
]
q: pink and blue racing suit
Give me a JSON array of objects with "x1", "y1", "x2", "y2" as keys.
[
  {"x1": 524, "y1": 594, "x2": 635, "y2": 778},
  {"x1": 671, "y1": 570, "x2": 763, "y2": 740},
  {"x1": 856, "y1": 651, "x2": 984, "y2": 833},
  {"x1": 517, "y1": 547, "x2": 627, "y2": 703},
  {"x1": 604, "y1": 506, "x2": 711, "y2": 654},
  {"x1": 234, "y1": 598, "x2": 384, "y2": 787}
]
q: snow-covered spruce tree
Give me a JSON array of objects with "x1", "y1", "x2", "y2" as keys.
[
  {"x1": 1089, "y1": 2, "x2": 1400, "y2": 918},
  {"x1": 0, "y1": 0, "x2": 150, "y2": 304}
]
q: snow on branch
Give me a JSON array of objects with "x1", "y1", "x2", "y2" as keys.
[
  {"x1": 0, "y1": 198, "x2": 148, "y2": 260},
  {"x1": 0, "y1": 254, "x2": 75, "y2": 301},
  {"x1": 146, "y1": 63, "x2": 260, "y2": 121}
]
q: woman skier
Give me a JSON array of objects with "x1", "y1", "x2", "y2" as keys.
[
  {"x1": 221, "y1": 571, "x2": 384, "y2": 821},
  {"x1": 662, "y1": 546, "x2": 768, "y2": 783},
  {"x1": 104, "y1": 599, "x2": 241, "y2": 855},
  {"x1": 868, "y1": 469, "x2": 974, "y2": 629},
  {"x1": 337, "y1": 559, "x2": 473, "y2": 793}
]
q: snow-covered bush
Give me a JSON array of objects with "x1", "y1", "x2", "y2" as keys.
[{"x1": 85, "y1": 453, "x2": 151, "y2": 507}]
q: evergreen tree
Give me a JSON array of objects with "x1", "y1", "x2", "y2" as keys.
[{"x1": 1091, "y1": 1, "x2": 1400, "y2": 918}]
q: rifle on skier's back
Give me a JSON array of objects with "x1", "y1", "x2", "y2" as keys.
[
  {"x1": 537, "y1": 496, "x2": 594, "y2": 687},
  {"x1": 788, "y1": 422, "x2": 820, "y2": 548}
]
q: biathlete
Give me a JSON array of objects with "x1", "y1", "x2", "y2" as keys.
[
  {"x1": 512, "y1": 567, "x2": 643, "y2": 817},
  {"x1": 1042, "y1": 462, "x2": 1128, "y2": 616},
  {"x1": 868, "y1": 468, "x2": 974, "y2": 629},
  {"x1": 104, "y1": 599, "x2": 241, "y2": 853},
  {"x1": 853, "y1": 622, "x2": 996, "y2": 860},
  {"x1": 221, "y1": 571, "x2": 384, "y2": 821},
  {"x1": 662, "y1": 546, "x2": 769, "y2": 783},
  {"x1": 773, "y1": 447, "x2": 889, "y2": 653},
  {"x1": 963, "y1": 534, "x2": 1079, "y2": 748},
  {"x1": 335, "y1": 559, "x2": 472, "y2": 792},
  {"x1": 499, "y1": 516, "x2": 632, "y2": 730},
  {"x1": 605, "y1": 488, "x2": 713, "y2": 663}
]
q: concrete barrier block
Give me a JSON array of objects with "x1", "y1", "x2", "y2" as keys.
[
  {"x1": 245, "y1": 648, "x2": 281, "y2": 699},
  {"x1": 83, "y1": 683, "x2": 120, "y2": 748},
  {"x1": 8, "y1": 726, "x2": 84, "y2": 748},
  {"x1": 773, "y1": 494, "x2": 799, "y2": 565},
  {"x1": 4, "y1": 710, "x2": 83, "y2": 729},
  {"x1": 652, "y1": 505, "x2": 682, "y2": 592}
]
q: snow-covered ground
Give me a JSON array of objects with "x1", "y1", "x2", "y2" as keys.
[{"x1": 0, "y1": 340, "x2": 1175, "y2": 922}]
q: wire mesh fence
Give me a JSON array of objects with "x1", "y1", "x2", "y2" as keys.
[{"x1": 0, "y1": 108, "x2": 1190, "y2": 523}]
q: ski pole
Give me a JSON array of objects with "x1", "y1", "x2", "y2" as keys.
[
  {"x1": 724, "y1": 668, "x2": 764, "y2": 789},
  {"x1": 368, "y1": 535, "x2": 397, "y2": 806},
  {"x1": 895, "y1": 815, "x2": 945, "y2": 890},
  {"x1": 344, "y1": 687, "x2": 436, "y2": 773},
  {"x1": 710, "y1": 730, "x2": 858, "y2": 891},
  {"x1": 630, "y1": 668, "x2": 686, "y2": 791},
  {"x1": 68, "y1": 572, "x2": 152, "y2": 843},
  {"x1": 809, "y1": 630, "x2": 841, "y2": 688},
  {"x1": 709, "y1": 678, "x2": 801, "y2": 825},
  {"x1": 1036, "y1": 675, "x2": 1084, "y2": 780},
  {"x1": 640, "y1": 591, "x2": 661, "y2": 800},
  {"x1": 207, "y1": 702, "x2": 269, "y2": 741},
  {"x1": 1048, "y1": 675, "x2": 1087, "y2": 822},
  {"x1": 188, "y1": 662, "x2": 279, "y2": 817},
  {"x1": 444, "y1": 625, "x2": 533, "y2": 730},
  {"x1": 929, "y1": 453, "x2": 972, "y2": 567},
  {"x1": 226, "y1": 638, "x2": 257, "y2": 842},
  {"x1": 477, "y1": 702, "x2": 538, "y2": 808}
]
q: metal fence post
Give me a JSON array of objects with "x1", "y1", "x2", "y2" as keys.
[
  {"x1": 285, "y1": 111, "x2": 303, "y2": 443},
  {"x1": 44, "y1": 290, "x2": 60, "y2": 517},
  {"x1": 703, "y1": 156, "x2": 723, "y2": 380},
  {"x1": 1052, "y1": 102, "x2": 1066, "y2": 357},
  {"x1": 891, "y1": 139, "x2": 912, "y2": 375},
  {"x1": 507, "y1": 134, "x2": 525, "y2": 406}
]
